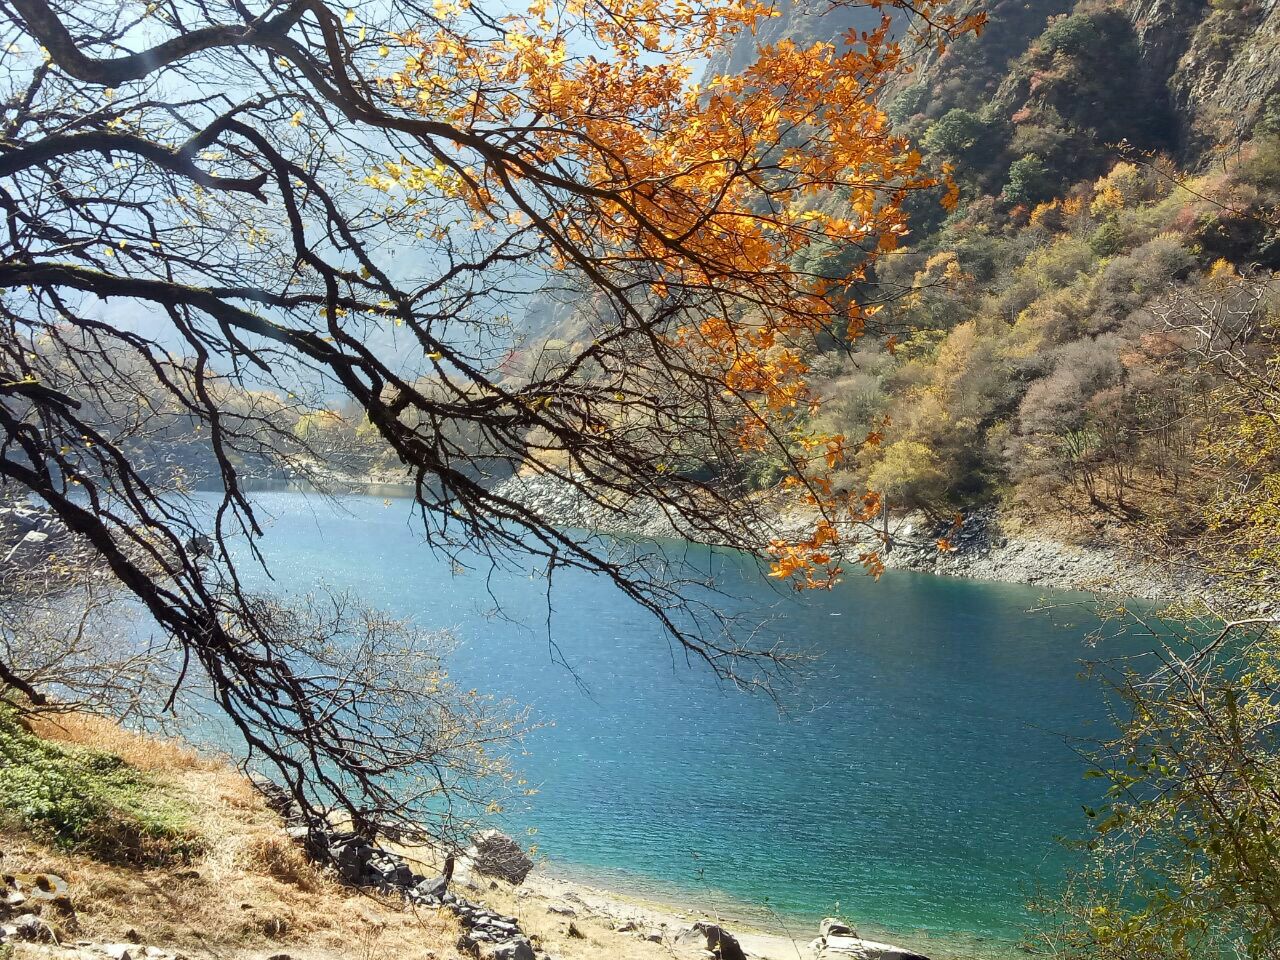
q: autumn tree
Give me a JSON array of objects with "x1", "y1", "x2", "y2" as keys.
[
  {"x1": 1041, "y1": 273, "x2": 1280, "y2": 960},
  {"x1": 1157, "y1": 271, "x2": 1280, "y2": 585},
  {"x1": 0, "y1": 0, "x2": 981, "y2": 837}
]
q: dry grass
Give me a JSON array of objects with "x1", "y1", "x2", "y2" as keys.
[
  {"x1": 2, "y1": 714, "x2": 463, "y2": 960},
  {"x1": 23, "y1": 713, "x2": 211, "y2": 774}
]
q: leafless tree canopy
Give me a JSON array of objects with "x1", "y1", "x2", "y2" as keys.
[
  {"x1": 0, "y1": 0, "x2": 920, "y2": 834},
  {"x1": 0, "y1": 0, "x2": 981, "y2": 837}
]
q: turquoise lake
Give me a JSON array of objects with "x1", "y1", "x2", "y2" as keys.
[{"x1": 201, "y1": 491, "x2": 1149, "y2": 958}]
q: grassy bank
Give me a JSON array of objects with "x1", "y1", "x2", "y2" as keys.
[{"x1": 0, "y1": 709, "x2": 460, "y2": 960}]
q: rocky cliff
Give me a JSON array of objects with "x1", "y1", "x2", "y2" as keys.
[
  {"x1": 1126, "y1": 0, "x2": 1280, "y2": 154},
  {"x1": 712, "y1": 0, "x2": 1280, "y2": 160}
]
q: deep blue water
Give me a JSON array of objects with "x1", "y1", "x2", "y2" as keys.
[{"x1": 190, "y1": 491, "x2": 1145, "y2": 956}]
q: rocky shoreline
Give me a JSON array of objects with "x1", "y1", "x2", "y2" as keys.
[
  {"x1": 0, "y1": 832, "x2": 1012, "y2": 960},
  {"x1": 490, "y1": 474, "x2": 1206, "y2": 602},
  {"x1": 506, "y1": 870, "x2": 1007, "y2": 960},
  {"x1": 205, "y1": 467, "x2": 1205, "y2": 601},
  {"x1": 0, "y1": 721, "x2": 1035, "y2": 960},
  {"x1": 240, "y1": 776, "x2": 957, "y2": 960}
]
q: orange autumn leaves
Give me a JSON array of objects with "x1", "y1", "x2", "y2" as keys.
[{"x1": 376, "y1": 0, "x2": 981, "y2": 586}]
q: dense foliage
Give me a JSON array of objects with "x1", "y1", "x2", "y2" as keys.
[
  {"x1": 807, "y1": 141, "x2": 1280, "y2": 527},
  {"x1": 773, "y1": 2, "x2": 1280, "y2": 577}
]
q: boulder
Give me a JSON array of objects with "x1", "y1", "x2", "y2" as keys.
[
  {"x1": 366, "y1": 854, "x2": 414, "y2": 888},
  {"x1": 247, "y1": 773, "x2": 296, "y2": 818},
  {"x1": 820, "y1": 918, "x2": 854, "y2": 939},
  {"x1": 466, "y1": 831, "x2": 533, "y2": 885},
  {"x1": 330, "y1": 838, "x2": 374, "y2": 883},
  {"x1": 818, "y1": 934, "x2": 930, "y2": 960},
  {"x1": 476, "y1": 937, "x2": 534, "y2": 960},
  {"x1": 676, "y1": 921, "x2": 747, "y2": 960}
]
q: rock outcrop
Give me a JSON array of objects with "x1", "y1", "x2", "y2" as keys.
[
  {"x1": 0, "y1": 503, "x2": 70, "y2": 562},
  {"x1": 676, "y1": 920, "x2": 748, "y2": 960},
  {"x1": 796, "y1": 505, "x2": 1208, "y2": 600},
  {"x1": 250, "y1": 777, "x2": 537, "y2": 959},
  {"x1": 809, "y1": 919, "x2": 930, "y2": 960},
  {"x1": 490, "y1": 473, "x2": 682, "y2": 539},
  {"x1": 1126, "y1": 0, "x2": 1280, "y2": 153}
]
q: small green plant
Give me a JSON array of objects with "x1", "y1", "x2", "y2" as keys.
[{"x1": 0, "y1": 706, "x2": 202, "y2": 865}]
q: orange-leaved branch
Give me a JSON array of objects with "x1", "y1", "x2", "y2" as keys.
[{"x1": 378, "y1": 0, "x2": 981, "y2": 588}]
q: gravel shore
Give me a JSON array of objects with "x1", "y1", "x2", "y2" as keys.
[
  {"x1": 489, "y1": 473, "x2": 1206, "y2": 601},
  {"x1": 478, "y1": 866, "x2": 1022, "y2": 960}
]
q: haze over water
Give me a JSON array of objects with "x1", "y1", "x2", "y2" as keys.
[{"x1": 217, "y1": 491, "x2": 1147, "y2": 957}]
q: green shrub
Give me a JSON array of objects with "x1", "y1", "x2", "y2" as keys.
[
  {"x1": 1003, "y1": 154, "x2": 1053, "y2": 206},
  {"x1": 923, "y1": 108, "x2": 986, "y2": 157},
  {"x1": 1256, "y1": 99, "x2": 1280, "y2": 139},
  {"x1": 887, "y1": 85, "x2": 928, "y2": 126},
  {"x1": 1089, "y1": 219, "x2": 1127, "y2": 258},
  {"x1": 1039, "y1": 14, "x2": 1102, "y2": 57},
  {"x1": 0, "y1": 706, "x2": 202, "y2": 865}
]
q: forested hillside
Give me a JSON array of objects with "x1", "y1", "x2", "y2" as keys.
[
  {"x1": 806, "y1": 0, "x2": 1280, "y2": 503},
  {"x1": 514, "y1": 0, "x2": 1280, "y2": 585},
  {"x1": 817, "y1": 0, "x2": 1280, "y2": 537}
]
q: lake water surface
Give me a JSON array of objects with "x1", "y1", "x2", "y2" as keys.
[{"x1": 207, "y1": 491, "x2": 1147, "y2": 957}]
